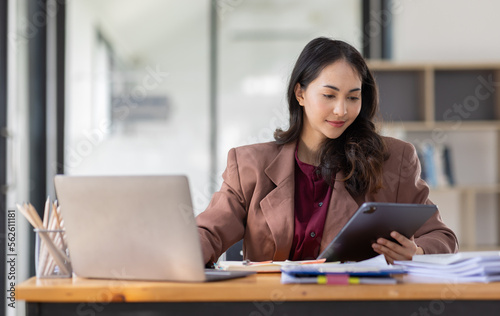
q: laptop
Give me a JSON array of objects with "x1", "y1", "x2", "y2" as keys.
[{"x1": 54, "y1": 174, "x2": 253, "y2": 282}]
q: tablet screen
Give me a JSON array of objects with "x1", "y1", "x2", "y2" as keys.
[{"x1": 317, "y1": 202, "x2": 437, "y2": 262}]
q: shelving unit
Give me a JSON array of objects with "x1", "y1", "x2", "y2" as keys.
[{"x1": 369, "y1": 61, "x2": 500, "y2": 250}]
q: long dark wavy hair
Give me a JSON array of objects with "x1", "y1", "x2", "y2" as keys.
[{"x1": 274, "y1": 37, "x2": 389, "y2": 196}]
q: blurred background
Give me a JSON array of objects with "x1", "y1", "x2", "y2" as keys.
[{"x1": 2, "y1": 0, "x2": 500, "y2": 314}]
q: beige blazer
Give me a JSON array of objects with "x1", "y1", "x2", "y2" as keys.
[{"x1": 196, "y1": 137, "x2": 458, "y2": 264}]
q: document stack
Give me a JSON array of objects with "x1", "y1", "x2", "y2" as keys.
[
  {"x1": 394, "y1": 251, "x2": 500, "y2": 283},
  {"x1": 217, "y1": 259, "x2": 326, "y2": 273},
  {"x1": 280, "y1": 255, "x2": 406, "y2": 285}
]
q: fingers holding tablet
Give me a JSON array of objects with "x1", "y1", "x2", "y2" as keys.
[{"x1": 372, "y1": 231, "x2": 424, "y2": 264}]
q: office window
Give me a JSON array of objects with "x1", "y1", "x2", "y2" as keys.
[
  {"x1": 64, "y1": 0, "x2": 361, "y2": 214},
  {"x1": 217, "y1": 0, "x2": 361, "y2": 177},
  {"x1": 65, "y1": 0, "x2": 211, "y2": 213}
]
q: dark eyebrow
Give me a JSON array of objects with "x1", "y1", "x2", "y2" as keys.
[{"x1": 323, "y1": 85, "x2": 361, "y2": 93}]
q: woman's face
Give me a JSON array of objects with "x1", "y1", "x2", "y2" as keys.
[{"x1": 295, "y1": 59, "x2": 362, "y2": 149}]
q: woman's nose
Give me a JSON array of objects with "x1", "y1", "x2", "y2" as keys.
[{"x1": 332, "y1": 100, "x2": 347, "y2": 116}]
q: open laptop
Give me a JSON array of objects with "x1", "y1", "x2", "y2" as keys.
[{"x1": 54, "y1": 175, "x2": 253, "y2": 282}]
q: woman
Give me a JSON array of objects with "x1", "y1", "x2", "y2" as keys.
[{"x1": 196, "y1": 37, "x2": 458, "y2": 265}]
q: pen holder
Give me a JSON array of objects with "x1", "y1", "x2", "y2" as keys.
[{"x1": 34, "y1": 229, "x2": 72, "y2": 278}]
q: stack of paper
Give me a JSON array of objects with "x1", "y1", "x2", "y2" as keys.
[
  {"x1": 216, "y1": 259, "x2": 326, "y2": 273},
  {"x1": 280, "y1": 255, "x2": 406, "y2": 284},
  {"x1": 394, "y1": 251, "x2": 500, "y2": 283}
]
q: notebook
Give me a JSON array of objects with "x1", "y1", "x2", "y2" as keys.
[{"x1": 54, "y1": 174, "x2": 254, "y2": 282}]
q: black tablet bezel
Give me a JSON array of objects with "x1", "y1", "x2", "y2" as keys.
[{"x1": 317, "y1": 202, "x2": 438, "y2": 262}]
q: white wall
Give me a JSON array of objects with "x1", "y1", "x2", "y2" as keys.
[
  {"x1": 65, "y1": 1, "x2": 95, "y2": 151},
  {"x1": 392, "y1": 0, "x2": 500, "y2": 61}
]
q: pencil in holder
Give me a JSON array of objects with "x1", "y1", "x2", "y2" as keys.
[{"x1": 34, "y1": 229, "x2": 72, "y2": 278}]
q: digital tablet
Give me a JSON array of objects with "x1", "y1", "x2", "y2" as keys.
[{"x1": 317, "y1": 202, "x2": 437, "y2": 262}]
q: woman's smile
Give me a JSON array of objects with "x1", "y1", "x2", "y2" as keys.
[{"x1": 326, "y1": 120, "x2": 346, "y2": 127}]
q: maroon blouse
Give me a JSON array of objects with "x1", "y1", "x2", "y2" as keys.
[{"x1": 289, "y1": 149, "x2": 333, "y2": 260}]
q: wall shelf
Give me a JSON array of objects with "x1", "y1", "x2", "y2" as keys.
[{"x1": 369, "y1": 61, "x2": 500, "y2": 250}]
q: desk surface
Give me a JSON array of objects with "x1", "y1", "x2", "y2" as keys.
[{"x1": 16, "y1": 274, "x2": 500, "y2": 303}]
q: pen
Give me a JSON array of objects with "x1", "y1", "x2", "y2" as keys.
[{"x1": 242, "y1": 260, "x2": 273, "y2": 266}]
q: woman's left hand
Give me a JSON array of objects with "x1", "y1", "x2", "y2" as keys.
[{"x1": 371, "y1": 231, "x2": 424, "y2": 264}]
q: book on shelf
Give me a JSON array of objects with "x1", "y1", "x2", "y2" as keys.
[
  {"x1": 443, "y1": 146, "x2": 455, "y2": 186},
  {"x1": 415, "y1": 142, "x2": 455, "y2": 188}
]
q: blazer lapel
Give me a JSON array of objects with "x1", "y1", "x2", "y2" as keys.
[
  {"x1": 320, "y1": 171, "x2": 360, "y2": 252},
  {"x1": 258, "y1": 142, "x2": 363, "y2": 258},
  {"x1": 260, "y1": 141, "x2": 296, "y2": 261}
]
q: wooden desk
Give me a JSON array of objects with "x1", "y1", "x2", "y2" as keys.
[{"x1": 16, "y1": 274, "x2": 500, "y2": 316}]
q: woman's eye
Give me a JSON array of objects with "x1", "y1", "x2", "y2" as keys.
[
  {"x1": 323, "y1": 94, "x2": 335, "y2": 99},
  {"x1": 348, "y1": 96, "x2": 360, "y2": 101}
]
